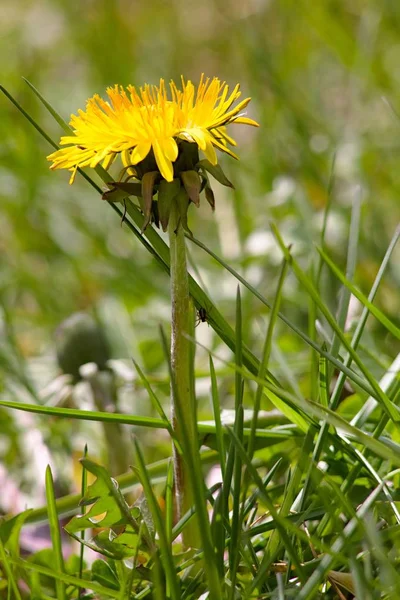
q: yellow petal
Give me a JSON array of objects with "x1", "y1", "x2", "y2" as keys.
[
  {"x1": 153, "y1": 140, "x2": 173, "y2": 181},
  {"x1": 203, "y1": 137, "x2": 217, "y2": 165},
  {"x1": 130, "y1": 142, "x2": 152, "y2": 164},
  {"x1": 232, "y1": 116, "x2": 259, "y2": 127}
]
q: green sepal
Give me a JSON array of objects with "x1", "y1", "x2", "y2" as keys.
[
  {"x1": 141, "y1": 171, "x2": 159, "y2": 232},
  {"x1": 158, "y1": 179, "x2": 180, "y2": 232},
  {"x1": 205, "y1": 184, "x2": 215, "y2": 210},
  {"x1": 200, "y1": 171, "x2": 215, "y2": 211},
  {"x1": 197, "y1": 159, "x2": 234, "y2": 188},
  {"x1": 102, "y1": 181, "x2": 142, "y2": 202},
  {"x1": 180, "y1": 170, "x2": 201, "y2": 207},
  {"x1": 176, "y1": 188, "x2": 192, "y2": 235}
]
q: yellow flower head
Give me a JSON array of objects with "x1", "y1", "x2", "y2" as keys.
[{"x1": 47, "y1": 75, "x2": 258, "y2": 184}]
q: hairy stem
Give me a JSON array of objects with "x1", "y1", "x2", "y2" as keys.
[{"x1": 168, "y1": 202, "x2": 200, "y2": 548}]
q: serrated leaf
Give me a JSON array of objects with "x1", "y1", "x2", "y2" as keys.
[
  {"x1": 197, "y1": 159, "x2": 234, "y2": 188},
  {"x1": 65, "y1": 459, "x2": 137, "y2": 534}
]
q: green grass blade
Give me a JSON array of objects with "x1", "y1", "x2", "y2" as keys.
[
  {"x1": 0, "y1": 537, "x2": 22, "y2": 600},
  {"x1": 248, "y1": 256, "x2": 290, "y2": 459},
  {"x1": 45, "y1": 466, "x2": 67, "y2": 600},
  {"x1": 78, "y1": 445, "x2": 88, "y2": 597},
  {"x1": 329, "y1": 193, "x2": 361, "y2": 360},
  {"x1": 271, "y1": 222, "x2": 400, "y2": 425},
  {"x1": 165, "y1": 459, "x2": 174, "y2": 546},
  {"x1": 186, "y1": 233, "x2": 382, "y2": 398},
  {"x1": 316, "y1": 242, "x2": 400, "y2": 341},
  {"x1": 229, "y1": 287, "x2": 244, "y2": 593},
  {"x1": 226, "y1": 427, "x2": 306, "y2": 588},
  {"x1": 9, "y1": 557, "x2": 121, "y2": 598},
  {"x1": 133, "y1": 439, "x2": 181, "y2": 600},
  {"x1": 160, "y1": 327, "x2": 223, "y2": 598},
  {"x1": 132, "y1": 358, "x2": 176, "y2": 441},
  {"x1": 297, "y1": 483, "x2": 385, "y2": 599},
  {"x1": 0, "y1": 399, "x2": 166, "y2": 427},
  {"x1": 22, "y1": 77, "x2": 74, "y2": 134},
  {"x1": 209, "y1": 355, "x2": 226, "y2": 475}
]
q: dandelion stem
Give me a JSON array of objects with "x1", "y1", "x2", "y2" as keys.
[{"x1": 168, "y1": 202, "x2": 201, "y2": 548}]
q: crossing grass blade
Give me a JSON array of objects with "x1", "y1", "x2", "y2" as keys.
[
  {"x1": 328, "y1": 192, "x2": 361, "y2": 362},
  {"x1": 0, "y1": 536, "x2": 22, "y2": 600},
  {"x1": 248, "y1": 256, "x2": 290, "y2": 459},
  {"x1": 316, "y1": 241, "x2": 400, "y2": 341},
  {"x1": 209, "y1": 355, "x2": 226, "y2": 475},
  {"x1": 159, "y1": 327, "x2": 223, "y2": 599},
  {"x1": 45, "y1": 466, "x2": 67, "y2": 600},
  {"x1": 297, "y1": 483, "x2": 385, "y2": 600},
  {"x1": 133, "y1": 439, "x2": 181, "y2": 600},
  {"x1": 186, "y1": 233, "x2": 388, "y2": 398},
  {"x1": 78, "y1": 445, "x2": 88, "y2": 598},
  {"x1": 271, "y1": 222, "x2": 400, "y2": 425},
  {"x1": 229, "y1": 287, "x2": 244, "y2": 595}
]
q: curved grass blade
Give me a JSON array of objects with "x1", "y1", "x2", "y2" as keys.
[
  {"x1": 271, "y1": 222, "x2": 400, "y2": 425},
  {"x1": 45, "y1": 466, "x2": 67, "y2": 600},
  {"x1": 0, "y1": 536, "x2": 22, "y2": 600},
  {"x1": 134, "y1": 440, "x2": 180, "y2": 600},
  {"x1": 316, "y1": 242, "x2": 400, "y2": 341},
  {"x1": 209, "y1": 355, "x2": 226, "y2": 475},
  {"x1": 9, "y1": 557, "x2": 121, "y2": 598},
  {"x1": 297, "y1": 483, "x2": 385, "y2": 600},
  {"x1": 159, "y1": 327, "x2": 223, "y2": 598},
  {"x1": 186, "y1": 233, "x2": 382, "y2": 399}
]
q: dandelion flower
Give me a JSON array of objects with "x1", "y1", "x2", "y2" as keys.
[
  {"x1": 48, "y1": 76, "x2": 258, "y2": 231},
  {"x1": 47, "y1": 76, "x2": 258, "y2": 184}
]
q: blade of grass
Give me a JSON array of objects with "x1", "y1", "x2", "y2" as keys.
[
  {"x1": 132, "y1": 358, "x2": 176, "y2": 442},
  {"x1": 226, "y1": 427, "x2": 306, "y2": 589},
  {"x1": 133, "y1": 439, "x2": 181, "y2": 600},
  {"x1": 316, "y1": 242, "x2": 400, "y2": 341},
  {"x1": 160, "y1": 326, "x2": 223, "y2": 598},
  {"x1": 299, "y1": 225, "x2": 400, "y2": 516},
  {"x1": 9, "y1": 557, "x2": 121, "y2": 598},
  {"x1": 0, "y1": 537, "x2": 22, "y2": 600},
  {"x1": 271, "y1": 222, "x2": 400, "y2": 425},
  {"x1": 165, "y1": 459, "x2": 174, "y2": 546},
  {"x1": 297, "y1": 482, "x2": 385, "y2": 600},
  {"x1": 45, "y1": 466, "x2": 67, "y2": 600},
  {"x1": 329, "y1": 192, "x2": 362, "y2": 361},
  {"x1": 187, "y1": 233, "x2": 383, "y2": 399},
  {"x1": 229, "y1": 287, "x2": 244, "y2": 595},
  {"x1": 209, "y1": 355, "x2": 226, "y2": 475},
  {"x1": 78, "y1": 445, "x2": 88, "y2": 598},
  {"x1": 248, "y1": 256, "x2": 290, "y2": 459}
]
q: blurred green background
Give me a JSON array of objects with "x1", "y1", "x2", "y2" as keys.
[{"x1": 1, "y1": 0, "x2": 400, "y2": 505}]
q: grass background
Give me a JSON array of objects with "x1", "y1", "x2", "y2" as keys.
[{"x1": 1, "y1": 1, "x2": 400, "y2": 598}]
